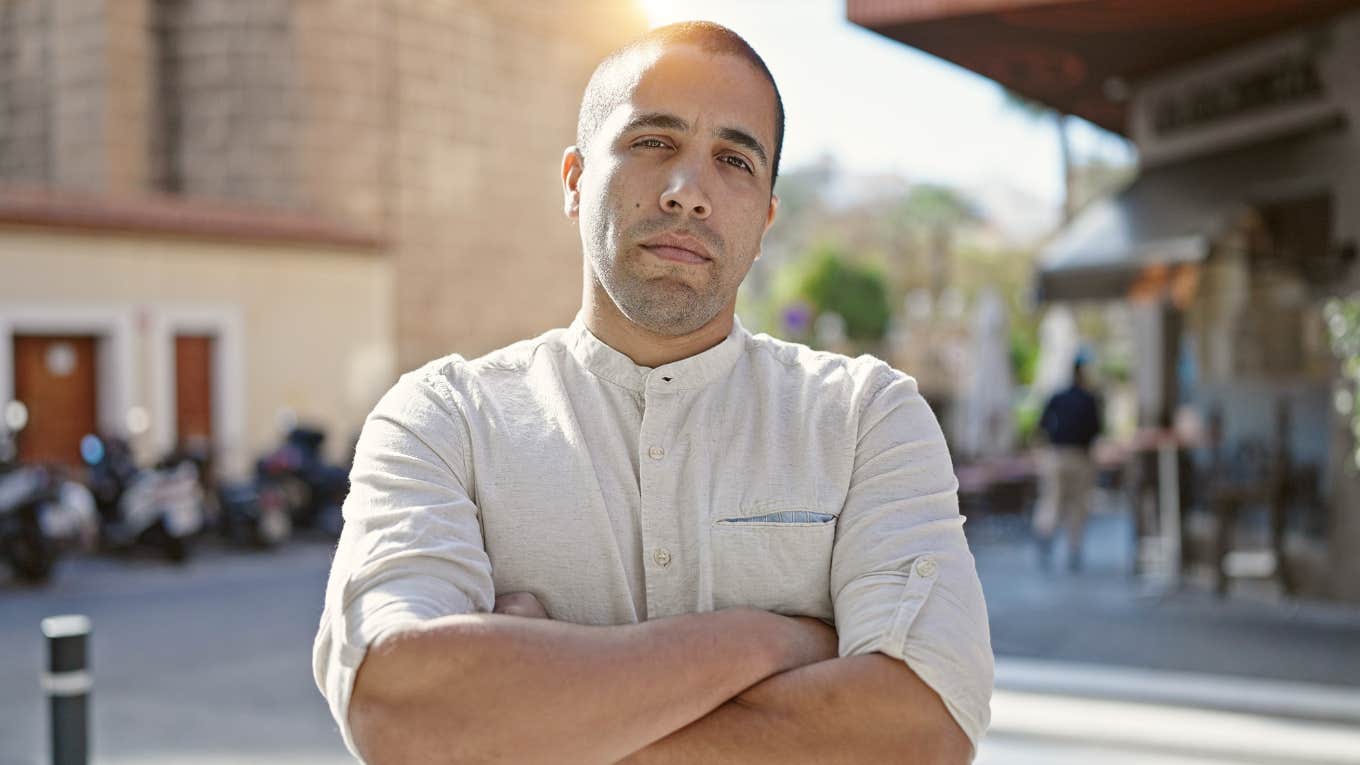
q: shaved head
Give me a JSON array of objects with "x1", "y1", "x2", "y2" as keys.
[{"x1": 576, "y1": 21, "x2": 785, "y2": 190}]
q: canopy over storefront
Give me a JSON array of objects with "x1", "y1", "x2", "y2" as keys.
[
  {"x1": 1036, "y1": 126, "x2": 1347, "y2": 302},
  {"x1": 847, "y1": 0, "x2": 1360, "y2": 134}
]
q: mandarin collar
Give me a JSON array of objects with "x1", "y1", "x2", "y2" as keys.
[{"x1": 565, "y1": 312, "x2": 748, "y2": 392}]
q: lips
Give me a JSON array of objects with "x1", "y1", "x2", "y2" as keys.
[{"x1": 640, "y1": 233, "x2": 713, "y2": 265}]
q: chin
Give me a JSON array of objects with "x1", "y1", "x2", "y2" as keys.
[{"x1": 620, "y1": 301, "x2": 715, "y2": 337}]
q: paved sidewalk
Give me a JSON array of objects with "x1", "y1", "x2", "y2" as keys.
[
  {"x1": 970, "y1": 501, "x2": 1360, "y2": 689},
  {"x1": 980, "y1": 682, "x2": 1360, "y2": 765},
  {"x1": 970, "y1": 507, "x2": 1360, "y2": 763}
]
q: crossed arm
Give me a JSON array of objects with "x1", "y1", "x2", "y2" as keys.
[
  {"x1": 348, "y1": 591, "x2": 970, "y2": 764},
  {"x1": 338, "y1": 367, "x2": 986, "y2": 764}
]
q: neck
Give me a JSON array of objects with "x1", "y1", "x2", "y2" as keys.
[{"x1": 580, "y1": 281, "x2": 735, "y2": 368}]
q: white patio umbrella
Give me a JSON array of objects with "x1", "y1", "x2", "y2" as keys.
[
  {"x1": 959, "y1": 289, "x2": 1016, "y2": 459},
  {"x1": 1034, "y1": 304, "x2": 1081, "y2": 401}
]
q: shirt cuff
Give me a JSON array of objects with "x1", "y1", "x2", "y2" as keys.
[
  {"x1": 315, "y1": 575, "x2": 477, "y2": 763},
  {"x1": 836, "y1": 560, "x2": 993, "y2": 758}
]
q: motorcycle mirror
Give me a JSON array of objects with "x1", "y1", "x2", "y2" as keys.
[
  {"x1": 3, "y1": 400, "x2": 28, "y2": 433},
  {"x1": 80, "y1": 434, "x2": 105, "y2": 466}
]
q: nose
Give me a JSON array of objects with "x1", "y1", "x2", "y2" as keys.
[{"x1": 658, "y1": 164, "x2": 711, "y2": 220}]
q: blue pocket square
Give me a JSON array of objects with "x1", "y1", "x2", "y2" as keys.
[{"x1": 718, "y1": 510, "x2": 836, "y2": 524}]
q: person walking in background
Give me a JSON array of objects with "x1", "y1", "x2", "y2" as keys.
[{"x1": 1034, "y1": 354, "x2": 1103, "y2": 572}]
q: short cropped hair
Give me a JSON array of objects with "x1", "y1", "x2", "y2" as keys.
[{"x1": 576, "y1": 21, "x2": 785, "y2": 190}]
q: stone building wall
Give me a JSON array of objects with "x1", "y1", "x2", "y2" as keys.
[
  {"x1": 0, "y1": 0, "x2": 54, "y2": 184},
  {"x1": 375, "y1": 1, "x2": 647, "y2": 368},
  {"x1": 1, "y1": 0, "x2": 647, "y2": 371}
]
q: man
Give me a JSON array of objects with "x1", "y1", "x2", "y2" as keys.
[
  {"x1": 1033, "y1": 355, "x2": 1103, "y2": 572},
  {"x1": 314, "y1": 22, "x2": 992, "y2": 764}
]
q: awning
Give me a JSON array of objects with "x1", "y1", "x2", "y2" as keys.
[
  {"x1": 1036, "y1": 193, "x2": 1218, "y2": 303},
  {"x1": 846, "y1": 0, "x2": 1360, "y2": 135},
  {"x1": 1036, "y1": 126, "x2": 1345, "y2": 303}
]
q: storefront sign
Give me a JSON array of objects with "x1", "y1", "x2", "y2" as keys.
[{"x1": 1152, "y1": 55, "x2": 1324, "y2": 137}]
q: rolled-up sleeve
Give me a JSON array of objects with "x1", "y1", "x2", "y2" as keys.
[
  {"x1": 312, "y1": 362, "x2": 495, "y2": 760},
  {"x1": 831, "y1": 367, "x2": 994, "y2": 754}
]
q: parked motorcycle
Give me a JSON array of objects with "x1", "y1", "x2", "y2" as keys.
[
  {"x1": 217, "y1": 480, "x2": 293, "y2": 549},
  {"x1": 0, "y1": 466, "x2": 61, "y2": 582},
  {"x1": 83, "y1": 434, "x2": 205, "y2": 563},
  {"x1": 162, "y1": 439, "x2": 293, "y2": 550},
  {"x1": 256, "y1": 425, "x2": 348, "y2": 537},
  {"x1": 0, "y1": 423, "x2": 98, "y2": 583}
]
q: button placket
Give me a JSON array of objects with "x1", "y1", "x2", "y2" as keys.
[{"x1": 638, "y1": 377, "x2": 679, "y2": 617}]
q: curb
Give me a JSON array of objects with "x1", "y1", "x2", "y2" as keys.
[{"x1": 995, "y1": 657, "x2": 1360, "y2": 725}]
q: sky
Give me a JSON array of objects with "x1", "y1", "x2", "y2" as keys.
[{"x1": 638, "y1": 0, "x2": 1138, "y2": 229}]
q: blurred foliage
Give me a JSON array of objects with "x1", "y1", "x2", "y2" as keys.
[
  {"x1": 1009, "y1": 323, "x2": 1039, "y2": 386},
  {"x1": 747, "y1": 153, "x2": 1132, "y2": 391},
  {"x1": 1098, "y1": 354, "x2": 1131, "y2": 384},
  {"x1": 797, "y1": 245, "x2": 892, "y2": 343},
  {"x1": 1324, "y1": 295, "x2": 1360, "y2": 468},
  {"x1": 764, "y1": 242, "x2": 890, "y2": 350},
  {"x1": 895, "y1": 183, "x2": 980, "y2": 229},
  {"x1": 1013, "y1": 398, "x2": 1042, "y2": 448}
]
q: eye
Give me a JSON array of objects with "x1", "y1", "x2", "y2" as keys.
[
  {"x1": 721, "y1": 154, "x2": 754, "y2": 174},
  {"x1": 634, "y1": 138, "x2": 671, "y2": 149}
]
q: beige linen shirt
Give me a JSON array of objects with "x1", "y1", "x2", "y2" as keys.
[{"x1": 314, "y1": 314, "x2": 993, "y2": 760}]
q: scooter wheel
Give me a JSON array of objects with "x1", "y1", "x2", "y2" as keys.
[
  {"x1": 165, "y1": 533, "x2": 192, "y2": 564},
  {"x1": 7, "y1": 534, "x2": 55, "y2": 584}
]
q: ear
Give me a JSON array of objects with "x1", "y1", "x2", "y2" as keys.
[
  {"x1": 754, "y1": 193, "x2": 779, "y2": 260},
  {"x1": 562, "y1": 146, "x2": 584, "y2": 221}
]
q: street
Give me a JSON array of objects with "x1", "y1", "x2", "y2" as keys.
[
  {"x1": 3, "y1": 532, "x2": 1360, "y2": 764},
  {"x1": 0, "y1": 541, "x2": 349, "y2": 765}
]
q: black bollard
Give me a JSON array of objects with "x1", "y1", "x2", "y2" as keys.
[{"x1": 41, "y1": 615, "x2": 90, "y2": 765}]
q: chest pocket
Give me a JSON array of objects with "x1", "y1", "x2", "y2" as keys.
[{"x1": 709, "y1": 505, "x2": 836, "y2": 620}]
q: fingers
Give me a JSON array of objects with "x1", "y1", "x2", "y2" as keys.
[{"x1": 494, "y1": 591, "x2": 550, "y2": 619}]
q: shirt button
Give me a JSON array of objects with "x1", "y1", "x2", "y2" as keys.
[
  {"x1": 914, "y1": 557, "x2": 938, "y2": 578},
  {"x1": 653, "y1": 548, "x2": 672, "y2": 567},
  {"x1": 648, "y1": 446, "x2": 665, "y2": 460}
]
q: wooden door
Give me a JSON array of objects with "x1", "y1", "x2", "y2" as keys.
[
  {"x1": 175, "y1": 334, "x2": 214, "y2": 447},
  {"x1": 13, "y1": 335, "x2": 99, "y2": 466}
]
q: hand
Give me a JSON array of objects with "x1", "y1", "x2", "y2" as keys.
[
  {"x1": 780, "y1": 615, "x2": 839, "y2": 669},
  {"x1": 494, "y1": 591, "x2": 550, "y2": 619}
]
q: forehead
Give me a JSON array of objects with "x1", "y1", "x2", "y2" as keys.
[{"x1": 600, "y1": 43, "x2": 777, "y2": 148}]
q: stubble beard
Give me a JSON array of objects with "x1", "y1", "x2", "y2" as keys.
[
  {"x1": 591, "y1": 246, "x2": 727, "y2": 337},
  {"x1": 585, "y1": 212, "x2": 733, "y2": 337}
]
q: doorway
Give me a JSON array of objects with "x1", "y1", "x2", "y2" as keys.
[
  {"x1": 174, "y1": 334, "x2": 215, "y2": 448},
  {"x1": 12, "y1": 335, "x2": 98, "y2": 466}
]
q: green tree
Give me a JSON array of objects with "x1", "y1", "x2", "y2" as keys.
[
  {"x1": 894, "y1": 184, "x2": 979, "y2": 297},
  {"x1": 1325, "y1": 296, "x2": 1360, "y2": 468},
  {"x1": 1003, "y1": 89, "x2": 1075, "y2": 222},
  {"x1": 767, "y1": 243, "x2": 891, "y2": 351}
]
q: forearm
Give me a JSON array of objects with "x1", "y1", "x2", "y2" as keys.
[
  {"x1": 349, "y1": 606, "x2": 801, "y2": 764},
  {"x1": 618, "y1": 653, "x2": 971, "y2": 765}
]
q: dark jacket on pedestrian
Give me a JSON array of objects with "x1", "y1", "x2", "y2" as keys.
[{"x1": 1039, "y1": 385, "x2": 1102, "y2": 450}]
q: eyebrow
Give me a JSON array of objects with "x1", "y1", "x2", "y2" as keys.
[
  {"x1": 716, "y1": 127, "x2": 769, "y2": 170},
  {"x1": 621, "y1": 112, "x2": 690, "y2": 135},
  {"x1": 621, "y1": 112, "x2": 769, "y2": 171}
]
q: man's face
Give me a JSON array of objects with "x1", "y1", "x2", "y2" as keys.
[{"x1": 564, "y1": 43, "x2": 779, "y2": 337}]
